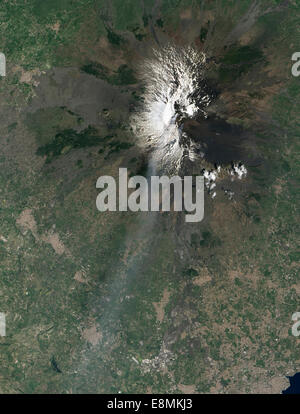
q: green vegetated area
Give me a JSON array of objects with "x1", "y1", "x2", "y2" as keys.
[
  {"x1": 25, "y1": 105, "x2": 134, "y2": 162},
  {"x1": 35, "y1": 125, "x2": 133, "y2": 162},
  {"x1": 0, "y1": 0, "x2": 186, "y2": 86},
  {"x1": 26, "y1": 107, "x2": 83, "y2": 146},
  {"x1": 81, "y1": 62, "x2": 136, "y2": 85},
  {"x1": 219, "y1": 45, "x2": 264, "y2": 82},
  {"x1": 36, "y1": 126, "x2": 110, "y2": 160},
  {"x1": 1, "y1": 0, "x2": 95, "y2": 69},
  {"x1": 0, "y1": 0, "x2": 299, "y2": 394}
]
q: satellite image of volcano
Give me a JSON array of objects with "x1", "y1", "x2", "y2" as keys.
[{"x1": 0, "y1": 0, "x2": 299, "y2": 395}]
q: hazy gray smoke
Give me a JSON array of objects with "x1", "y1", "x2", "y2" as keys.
[{"x1": 131, "y1": 45, "x2": 211, "y2": 173}]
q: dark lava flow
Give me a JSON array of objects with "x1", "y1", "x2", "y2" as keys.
[
  {"x1": 182, "y1": 114, "x2": 262, "y2": 168},
  {"x1": 174, "y1": 77, "x2": 261, "y2": 168}
]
